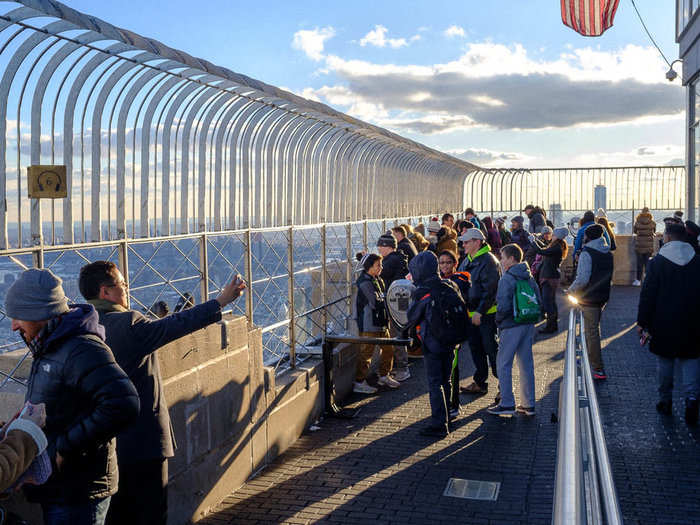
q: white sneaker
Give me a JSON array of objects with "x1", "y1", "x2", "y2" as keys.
[
  {"x1": 392, "y1": 369, "x2": 411, "y2": 382},
  {"x1": 632, "y1": 280, "x2": 641, "y2": 287},
  {"x1": 378, "y1": 375, "x2": 400, "y2": 388},
  {"x1": 353, "y1": 380, "x2": 377, "y2": 394}
]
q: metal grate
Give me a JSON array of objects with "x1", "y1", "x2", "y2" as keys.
[{"x1": 443, "y1": 478, "x2": 500, "y2": 501}]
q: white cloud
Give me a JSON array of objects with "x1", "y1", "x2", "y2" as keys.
[
  {"x1": 444, "y1": 25, "x2": 466, "y2": 38},
  {"x1": 447, "y1": 147, "x2": 534, "y2": 166},
  {"x1": 302, "y1": 42, "x2": 683, "y2": 132},
  {"x1": 292, "y1": 26, "x2": 335, "y2": 61},
  {"x1": 359, "y1": 25, "x2": 417, "y2": 49}
]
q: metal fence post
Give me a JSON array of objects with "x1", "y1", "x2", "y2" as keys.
[
  {"x1": 345, "y1": 223, "x2": 352, "y2": 333},
  {"x1": 245, "y1": 229, "x2": 253, "y2": 328},
  {"x1": 118, "y1": 238, "x2": 130, "y2": 309},
  {"x1": 287, "y1": 226, "x2": 296, "y2": 368},
  {"x1": 321, "y1": 224, "x2": 327, "y2": 336},
  {"x1": 199, "y1": 233, "x2": 209, "y2": 303},
  {"x1": 363, "y1": 219, "x2": 368, "y2": 252}
]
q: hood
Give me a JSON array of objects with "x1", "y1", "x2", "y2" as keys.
[
  {"x1": 408, "y1": 251, "x2": 440, "y2": 286},
  {"x1": 658, "y1": 241, "x2": 696, "y2": 266},
  {"x1": 45, "y1": 303, "x2": 106, "y2": 348},
  {"x1": 482, "y1": 217, "x2": 493, "y2": 229},
  {"x1": 506, "y1": 262, "x2": 533, "y2": 281},
  {"x1": 438, "y1": 227, "x2": 457, "y2": 241},
  {"x1": 468, "y1": 243, "x2": 492, "y2": 261},
  {"x1": 635, "y1": 213, "x2": 653, "y2": 224},
  {"x1": 584, "y1": 236, "x2": 610, "y2": 253}
]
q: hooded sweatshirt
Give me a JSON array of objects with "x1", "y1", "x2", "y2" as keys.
[
  {"x1": 495, "y1": 262, "x2": 542, "y2": 329},
  {"x1": 568, "y1": 237, "x2": 613, "y2": 306},
  {"x1": 638, "y1": 241, "x2": 700, "y2": 359}
]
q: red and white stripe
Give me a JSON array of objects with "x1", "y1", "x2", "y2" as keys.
[{"x1": 561, "y1": 0, "x2": 621, "y2": 37}]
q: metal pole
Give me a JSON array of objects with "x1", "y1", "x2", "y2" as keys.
[
  {"x1": 199, "y1": 233, "x2": 209, "y2": 303},
  {"x1": 245, "y1": 228, "x2": 253, "y2": 328},
  {"x1": 321, "y1": 224, "x2": 327, "y2": 336},
  {"x1": 118, "y1": 238, "x2": 130, "y2": 309},
  {"x1": 287, "y1": 226, "x2": 296, "y2": 368},
  {"x1": 345, "y1": 223, "x2": 352, "y2": 333}
]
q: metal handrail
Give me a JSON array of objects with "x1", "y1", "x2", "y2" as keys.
[{"x1": 553, "y1": 307, "x2": 622, "y2": 525}]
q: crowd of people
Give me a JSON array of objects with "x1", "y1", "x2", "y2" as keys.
[{"x1": 352, "y1": 204, "x2": 700, "y2": 438}]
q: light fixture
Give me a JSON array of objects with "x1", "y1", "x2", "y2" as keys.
[{"x1": 666, "y1": 59, "x2": 683, "y2": 82}]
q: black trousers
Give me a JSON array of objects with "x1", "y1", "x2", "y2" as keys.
[
  {"x1": 468, "y1": 314, "x2": 498, "y2": 388},
  {"x1": 106, "y1": 459, "x2": 168, "y2": 525},
  {"x1": 636, "y1": 252, "x2": 651, "y2": 281}
]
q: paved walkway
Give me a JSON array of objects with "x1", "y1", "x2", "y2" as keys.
[{"x1": 201, "y1": 287, "x2": 700, "y2": 525}]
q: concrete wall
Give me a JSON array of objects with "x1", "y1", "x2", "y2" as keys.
[{"x1": 0, "y1": 314, "x2": 324, "y2": 525}]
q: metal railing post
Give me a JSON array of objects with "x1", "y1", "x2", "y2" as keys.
[
  {"x1": 321, "y1": 224, "x2": 327, "y2": 336},
  {"x1": 118, "y1": 238, "x2": 130, "y2": 309},
  {"x1": 362, "y1": 219, "x2": 368, "y2": 252},
  {"x1": 345, "y1": 223, "x2": 352, "y2": 332},
  {"x1": 245, "y1": 228, "x2": 253, "y2": 328},
  {"x1": 287, "y1": 226, "x2": 296, "y2": 368},
  {"x1": 199, "y1": 233, "x2": 209, "y2": 303}
]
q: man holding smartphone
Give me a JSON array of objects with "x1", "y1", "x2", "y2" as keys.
[{"x1": 78, "y1": 261, "x2": 246, "y2": 525}]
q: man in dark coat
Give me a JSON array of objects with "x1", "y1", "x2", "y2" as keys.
[
  {"x1": 457, "y1": 229, "x2": 501, "y2": 399},
  {"x1": 637, "y1": 223, "x2": 700, "y2": 425},
  {"x1": 509, "y1": 216, "x2": 530, "y2": 253},
  {"x1": 524, "y1": 204, "x2": 546, "y2": 234},
  {"x1": 392, "y1": 225, "x2": 417, "y2": 264},
  {"x1": 6, "y1": 269, "x2": 139, "y2": 525},
  {"x1": 376, "y1": 231, "x2": 410, "y2": 381},
  {"x1": 78, "y1": 262, "x2": 246, "y2": 525}
]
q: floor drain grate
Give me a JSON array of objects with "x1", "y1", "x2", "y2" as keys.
[{"x1": 443, "y1": 478, "x2": 500, "y2": 501}]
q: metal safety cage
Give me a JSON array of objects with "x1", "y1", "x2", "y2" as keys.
[{"x1": 0, "y1": 0, "x2": 477, "y2": 252}]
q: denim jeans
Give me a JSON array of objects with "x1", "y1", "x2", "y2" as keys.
[
  {"x1": 496, "y1": 325, "x2": 536, "y2": 408},
  {"x1": 468, "y1": 313, "x2": 498, "y2": 388},
  {"x1": 423, "y1": 348, "x2": 453, "y2": 427},
  {"x1": 43, "y1": 497, "x2": 111, "y2": 525},
  {"x1": 658, "y1": 356, "x2": 700, "y2": 402}
]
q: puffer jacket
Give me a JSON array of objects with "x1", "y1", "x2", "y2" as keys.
[
  {"x1": 496, "y1": 262, "x2": 542, "y2": 329},
  {"x1": 408, "y1": 231, "x2": 430, "y2": 252},
  {"x1": 633, "y1": 213, "x2": 656, "y2": 254},
  {"x1": 407, "y1": 251, "x2": 456, "y2": 353},
  {"x1": 458, "y1": 243, "x2": 500, "y2": 315},
  {"x1": 436, "y1": 227, "x2": 458, "y2": 254},
  {"x1": 638, "y1": 241, "x2": 700, "y2": 359},
  {"x1": 24, "y1": 304, "x2": 139, "y2": 504}
]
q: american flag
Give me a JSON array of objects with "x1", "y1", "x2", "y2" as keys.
[{"x1": 561, "y1": 0, "x2": 621, "y2": 37}]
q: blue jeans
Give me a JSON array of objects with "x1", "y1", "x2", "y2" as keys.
[
  {"x1": 43, "y1": 497, "x2": 111, "y2": 525},
  {"x1": 658, "y1": 356, "x2": 700, "y2": 402},
  {"x1": 423, "y1": 348, "x2": 453, "y2": 427},
  {"x1": 496, "y1": 325, "x2": 536, "y2": 408}
]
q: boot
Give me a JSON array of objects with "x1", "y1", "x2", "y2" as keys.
[{"x1": 539, "y1": 314, "x2": 558, "y2": 334}]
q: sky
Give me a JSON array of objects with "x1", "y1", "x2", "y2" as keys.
[{"x1": 58, "y1": 0, "x2": 683, "y2": 169}]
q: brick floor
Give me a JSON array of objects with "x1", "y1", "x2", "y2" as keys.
[{"x1": 200, "y1": 287, "x2": 700, "y2": 524}]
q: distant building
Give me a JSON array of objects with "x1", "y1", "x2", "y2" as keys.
[{"x1": 677, "y1": 1, "x2": 700, "y2": 221}]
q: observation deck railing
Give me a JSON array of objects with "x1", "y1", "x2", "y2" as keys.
[{"x1": 553, "y1": 307, "x2": 622, "y2": 525}]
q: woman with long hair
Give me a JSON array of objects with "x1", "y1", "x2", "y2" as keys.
[
  {"x1": 597, "y1": 216, "x2": 617, "y2": 251},
  {"x1": 482, "y1": 217, "x2": 502, "y2": 254},
  {"x1": 529, "y1": 227, "x2": 569, "y2": 333}
]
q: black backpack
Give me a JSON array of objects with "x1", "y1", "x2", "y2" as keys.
[{"x1": 425, "y1": 279, "x2": 470, "y2": 348}]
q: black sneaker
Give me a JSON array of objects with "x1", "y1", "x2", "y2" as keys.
[
  {"x1": 685, "y1": 398, "x2": 698, "y2": 425},
  {"x1": 419, "y1": 424, "x2": 449, "y2": 438},
  {"x1": 448, "y1": 407, "x2": 460, "y2": 420},
  {"x1": 593, "y1": 369, "x2": 607, "y2": 380},
  {"x1": 516, "y1": 405, "x2": 536, "y2": 416},
  {"x1": 656, "y1": 400, "x2": 672, "y2": 415},
  {"x1": 486, "y1": 405, "x2": 515, "y2": 417}
]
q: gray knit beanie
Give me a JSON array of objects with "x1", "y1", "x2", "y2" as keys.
[
  {"x1": 5, "y1": 268, "x2": 70, "y2": 321},
  {"x1": 377, "y1": 231, "x2": 397, "y2": 249}
]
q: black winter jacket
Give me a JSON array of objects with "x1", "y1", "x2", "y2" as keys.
[
  {"x1": 530, "y1": 239, "x2": 564, "y2": 280},
  {"x1": 397, "y1": 238, "x2": 417, "y2": 264},
  {"x1": 380, "y1": 250, "x2": 409, "y2": 288},
  {"x1": 458, "y1": 244, "x2": 500, "y2": 315},
  {"x1": 637, "y1": 241, "x2": 700, "y2": 359},
  {"x1": 89, "y1": 298, "x2": 222, "y2": 463},
  {"x1": 24, "y1": 305, "x2": 139, "y2": 504}
]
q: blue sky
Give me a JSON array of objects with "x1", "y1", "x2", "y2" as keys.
[{"x1": 62, "y1": 0, "x2": 683, "y2": 168}]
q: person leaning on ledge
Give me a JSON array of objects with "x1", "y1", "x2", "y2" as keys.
[{"x1": 78, "y1": 261, "x2": 246, "y2": 525}]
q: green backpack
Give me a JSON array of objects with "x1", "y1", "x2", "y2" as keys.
[{"x1": 513, "y1": 279, "x2": 541, "y2": 324}]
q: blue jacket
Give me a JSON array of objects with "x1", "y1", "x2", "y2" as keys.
[
  {"x1": 407, "y1": 251, "x2": 451, "y2": 353},
  {"x1": 574, "y1": 221, "x2": 610, "y2": 255}
]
